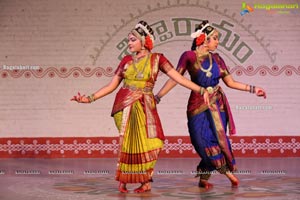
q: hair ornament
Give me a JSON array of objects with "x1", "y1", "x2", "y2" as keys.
[{"x1": 191, "y1": 23, "x2": 210, "y2": 38}]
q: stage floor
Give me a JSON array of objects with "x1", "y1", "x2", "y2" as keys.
[{"x1": 0, "y1": 157, "x2": 299, "y2": 200}]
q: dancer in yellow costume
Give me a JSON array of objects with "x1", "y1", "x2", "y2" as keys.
[{"x1": 71, "y1": 20, "x2": 211, "y2": 193}]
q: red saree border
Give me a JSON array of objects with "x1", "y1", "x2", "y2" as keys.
[{"x1": 0, "y1": 136, "x2": 299, "y2": 158}]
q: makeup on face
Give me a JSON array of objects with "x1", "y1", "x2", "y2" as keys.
[{"x1": 128, "y1": 34, "x2": 138, "y2": 43}]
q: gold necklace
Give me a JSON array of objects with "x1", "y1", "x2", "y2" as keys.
[
  {"x1": 197, "y1": 52, "x2": 212, "y2": 77},
  {"x1": 132, "y1": 54, "x2": 150, "y2": 79}
]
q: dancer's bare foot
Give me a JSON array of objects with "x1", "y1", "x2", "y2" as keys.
[
  {"x1": 198, "y1": 179, "x2": 214, "y2": 189},
  {"x1": 226, "y1": 172, "x2": 239, "y2": 187},
  {"x1": 134, "y1": 182, "x2": 151, "y2": 193},
  {"x1": 119, "y1": 182, "x2": 128, "y2": 193}
]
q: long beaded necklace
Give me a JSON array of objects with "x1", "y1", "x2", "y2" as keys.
[
  {"x1": 132, "y1": 54, "x2": 150, "y2": 79},
  {"x1": 196, "y1": 52, "x2": 213, "y2": 77}
]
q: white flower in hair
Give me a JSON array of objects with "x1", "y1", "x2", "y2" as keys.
[
  {"x1": 135, "y1": 23, "x2": 154, "y2": 42},
  {"x1": 190, "y1": 23, "x2": 210, "y2": 38}
]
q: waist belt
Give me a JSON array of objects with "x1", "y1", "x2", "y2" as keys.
[
  {"x1": 206, "y1": 86, "x2": 219, "y2": 94},
  {"x1": 122, "y1": 84, "x2": 153, "y2": 93}
]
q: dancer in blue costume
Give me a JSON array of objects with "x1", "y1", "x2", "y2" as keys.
[{"x1": 155, "y1": 20, "x2": 267, "y2": 189}]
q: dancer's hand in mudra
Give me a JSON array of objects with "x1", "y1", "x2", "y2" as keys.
[
  {"x1": 70, "y1": 92, "x2": 90, "y2": 103},
  {"x1": 255, "y1": 87, "x2": 267, "y2": 99}
]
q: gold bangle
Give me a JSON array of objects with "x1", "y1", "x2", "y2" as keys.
[
  {"x1": 87, "y1": 94, "x2": 95, "y2": 103},
  {"x1": 154, "y1": 95, "x2": 161, "y2": 104},
  {"x1": 199, "y1": 87, "x2": 205, "y2": 95}
]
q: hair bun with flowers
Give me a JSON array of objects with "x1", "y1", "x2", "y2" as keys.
[
  {"x1": 190, "y1": 20, "x2": 215, "y2": 50},
  {"x1": 133, "y1": 20, "x2": 154, "y2": 50}
]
